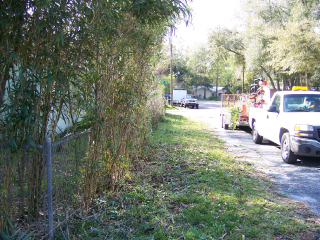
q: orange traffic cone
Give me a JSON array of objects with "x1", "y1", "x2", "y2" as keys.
[{"x1": 242, "y1": 95, "x2": 246, "y2": 113}]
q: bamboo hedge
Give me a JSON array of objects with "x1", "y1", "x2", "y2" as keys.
[{"x1": 0, "y1": 0, "x2": 191, "y2": 228}]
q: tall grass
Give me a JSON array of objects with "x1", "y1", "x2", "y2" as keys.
[{"x1": 52, "y1": 114, "x2": 320, "y2": 239}]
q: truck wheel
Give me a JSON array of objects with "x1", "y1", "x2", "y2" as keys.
[
  {"x1": 281, "y1": 132, "x2": 297, "y2": 163},
  {"x1": 196, "y1": 105, "x2": 199, "y2": 109},
  {"x1": 252, "y1": 121, "x2": 263, "y2": 144},
  {"x1": 224, "y1": 124, "x2": 229, "y2": 130},
  {"x1": 184, "y1": 104, "x2": 187, "y2": 108},
  {"x1": 192, "y1": 105, "x2": 194, "y2": 109}
]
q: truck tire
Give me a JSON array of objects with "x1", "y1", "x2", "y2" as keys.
[
  {"x1": 281, "y1": 132, "x2": 297, "y2": 163},
  {"x1": 252, "y1": 121, "x2": 263, "y2": 144},
  {"x1": 196, "y1": 105, "x2": 199, "y2": 109},
  {"x1": 224, "y1": 124, "x2": 229, "y2": 130},
  {"x1": 184, "y1": 104, "x2": 187, "y2": 108}
]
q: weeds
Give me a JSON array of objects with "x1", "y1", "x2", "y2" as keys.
[
  {"x1": 0, "y1": 219, "x2": 33, "y2": 240},
  {"x1": 54, "y1": 114, "x2": 320, "y2": 239},
  {"x1": 165, "y1": 104, "x2": 179, "y2": 110}
]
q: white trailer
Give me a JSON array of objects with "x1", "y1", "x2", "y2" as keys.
[
  {"x1": 173, "y1": 88, "x2": 187, "y2": 105},
  {"x1": 220, "y1": 94, "x2": 249, "y2": 129}
]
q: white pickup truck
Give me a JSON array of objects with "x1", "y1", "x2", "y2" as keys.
[{"x1": 249, "y1": 90, "x2": 320, "y2": 163}]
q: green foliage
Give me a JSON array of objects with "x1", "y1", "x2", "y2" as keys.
[
  {"x1": 0, "y1": 0, "x2": 192, "y2": 229},
  {"x1": 0, "y1": 219, "x2": 33, "y2": 240},
  {"x1": 268, "y1": 18, "x2": 320, "y2": 75},
  {"x1": 157, "y1": 0, "x2": 320, "y2": 93},
  {"x1": 229, "y1": 105, "x2": 242, "y2": 130},
  {"x1": 207, "y1": 95, "x2": 220, "y2": 100},
  {"x1": 165, "y1": 103, "x2": 178, "y2": 110},
  {"x1": 55, "y1": 114, "x2": 320, "y2": 239},
  {"x1": 208, "y1": 28, "x2": 248, "y2": 93},
  {"x1": 203, "y1": 0, "x2": 320, "y2": 92}
]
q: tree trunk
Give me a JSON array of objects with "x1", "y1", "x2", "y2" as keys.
[
  {"x1": 261, "y1": 66, "x2": 277, "y2": 91},
  {"x1": 0, "y1": 79, "x2": 7, "y2": 103},
  {"x1": 0, "y1": 65, "x2": 10, "y2": 103},
  {"x1": 290, "y1": 75, "x2": 294, "y2": 89},
  {"x1": 300, "y1": 73, "x2": 303, "y2": 86},
  {"x1": 282, "y1": 75, "x2": 286, "y2": 91},
  {"x1": 276, "y1": 74, "x2": 280, "y2": 91},
  {"x1": 306, "y1": 72, "x2": 310, "y2": 90}
]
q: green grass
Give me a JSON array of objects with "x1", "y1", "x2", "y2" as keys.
[
  {"x1": 165, "y1": 103, "x2": 179, "y2": 110},
  {"x1": 55, "y1": 114, "x2": 320, "y2": 239}
]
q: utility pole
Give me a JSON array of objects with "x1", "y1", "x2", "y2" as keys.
[
  {"x1": 203, "y1": 76, "x2": 206, "y2": 99},
  {"x1": 242, "y1": 63, "x2": 245, "y2": 93},
  {"x1": 170, "y1": 29, "x2": 173, "y2": 106},
  {"x1": 216, "y1": 72, "x2": 219, "y2": 98}
]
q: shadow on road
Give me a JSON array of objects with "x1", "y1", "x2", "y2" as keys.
[
  {"x1": 294, "y1": 156, "x2": 320, "y2": 168},
  {"x1": 233, "y1": 126, "x2": 320, "y2": 167}
]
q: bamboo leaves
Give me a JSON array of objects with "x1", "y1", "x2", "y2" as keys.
[{"x1": 0, "y1": 0, "x2": 192, "y2": 220}]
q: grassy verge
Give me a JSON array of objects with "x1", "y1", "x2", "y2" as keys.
[
  {"x1": 57, "y1": 114, "x2": 320, "y2": 239},
  {"x1": 165, "y1": 104, "x2": 179, "y2": 110}
]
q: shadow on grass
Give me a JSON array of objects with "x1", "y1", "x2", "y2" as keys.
[{"x1": 53, "y1": 114, "x2": 320, "y2": 240}]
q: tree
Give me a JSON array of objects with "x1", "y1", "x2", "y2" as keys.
[
  {"x1": 208, "y1": 42, "x2": 229, "y2": 97},
  {"x1": 209, "y1": 28, "x2": 247, "y2": 93},
  {"x1": 186, "y1": 44, "x2": 212, "y2": 97},
  {"x1": 241, "y1": 0, "x2": 320, "y2": 90},
  {"x1": 0, "y1": 0, "x2": 192, "y2": 224},
  {"x1": 267, "y1": 17, "x2": 320, "y2": 89}
]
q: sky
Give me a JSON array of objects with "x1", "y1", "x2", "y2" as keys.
[{"x1": 173, "y1": 0, "x2": 242, "y2": 47}]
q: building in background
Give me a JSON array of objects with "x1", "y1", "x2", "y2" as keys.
[{"x1": 191, "y1": 86, "x2": 225, "y2": 99}]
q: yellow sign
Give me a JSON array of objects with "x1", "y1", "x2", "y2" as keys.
[{"x1": 292, "y1": 86, "x2": 308, "y2": 91}]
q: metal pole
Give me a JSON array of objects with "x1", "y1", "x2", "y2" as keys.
[
  {"x1": 43, "y1": 147, "x2": 47, "y2": 237},
  {"x1": 242, "y1": 63, "x2": 245, "y2": 93},
  {"x1": 170, "y1": 29, "x2": 173, "y2": 106},
  {"x1": 46, "y1": 137, "x2": 53, "y2": 239},
  {"x1": 216, "y1": 73, "x2": 219, "y2": 98}
]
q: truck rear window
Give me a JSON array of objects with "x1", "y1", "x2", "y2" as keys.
[{"x1": 284, "y1": 94, "x2": 320, "y2": 112}]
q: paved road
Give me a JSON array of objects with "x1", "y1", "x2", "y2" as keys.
[{"x1": 167, "y1": 100, "x2": 320, "y2": 218}]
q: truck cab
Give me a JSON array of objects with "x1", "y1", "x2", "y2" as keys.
[{"x1": 249, "y1": 90, "x2": 320, "y2": 163}]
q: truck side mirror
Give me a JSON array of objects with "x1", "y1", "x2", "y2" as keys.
[{"x1": 267, "y1": 105, "x2": 278, "y2": 113}]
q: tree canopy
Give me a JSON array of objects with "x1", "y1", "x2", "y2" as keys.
[{"x1": 163, "y1": 0, "x2": 320, "y2": 94}]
